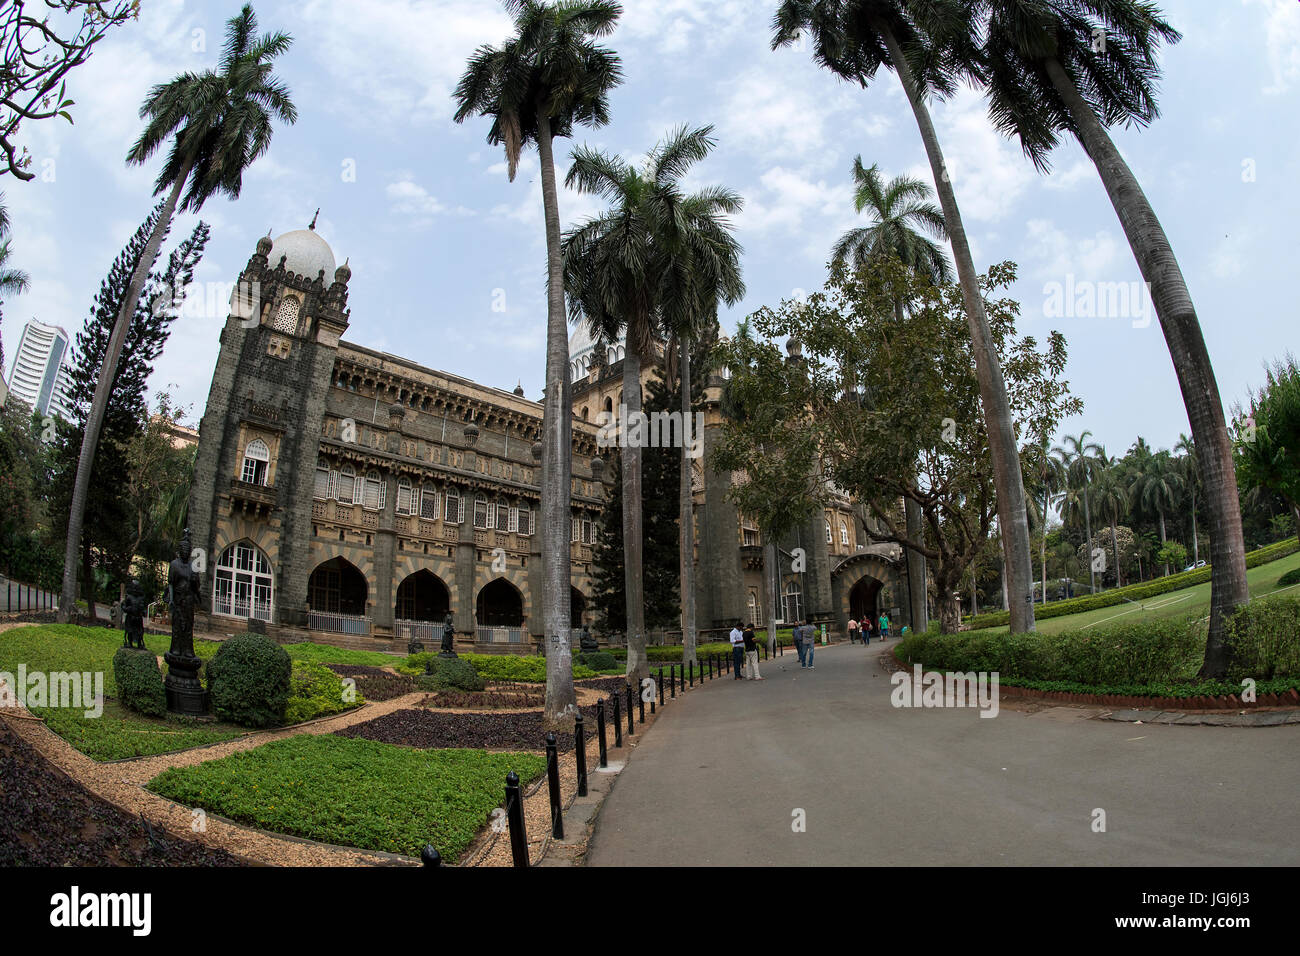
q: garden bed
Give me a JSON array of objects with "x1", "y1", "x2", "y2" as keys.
[
  {"x1": 324, "y1": 663, "x2": 417, "y2": 701},
  {"x1": 336, "y1": 703, "x2": 603, "y2": 752}
]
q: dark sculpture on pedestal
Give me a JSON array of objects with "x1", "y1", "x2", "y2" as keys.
[
  {"x1": 438, "y1": 612, "x2": 457, "y2": 658},
  {"x1": 164, "y1": 529, "x2": 210, "y2": 715},
  {"x1": 579, "y1": 627, "x2": 598, "y2": 653},
  {"x1": 121, "y1": 579, "x2": 147, "y2": 650}
]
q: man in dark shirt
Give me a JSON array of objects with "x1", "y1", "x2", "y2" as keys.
[{"x1": 742, "y1": 624, "x2": 763, "y2": 680}]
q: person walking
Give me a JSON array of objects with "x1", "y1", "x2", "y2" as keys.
[
  {"x1": 848, "y1": 617, "x2": 859, "y2": 644},
  {"x1": 803, "y1": 620, "x2": 815, "y2": 668},
  {"x1": 729, "y1": 621, "x2": 745, "y2": 679},
  {"x1": 742, "y1": 623, "x2": 763, "y2": 680},
  {"x1": 792, "y1": 619, "x2": 805, "y2": 666},
  {"x1": 878, "y1": 612, "x2": 890, "y2": 642}
]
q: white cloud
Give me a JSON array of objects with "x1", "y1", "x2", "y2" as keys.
[
  {"x1": 385, "y1": 179, "x2": 473, "y2": 226},
  {"x1": 921, "y1": 88, "x2": 1036, "y2": 222},
  {"x1": 1245, "y1": 0, "x2": 1300, "y2": 94},
  {"x1": 1023, "y1": 218, "x2": 1121, "y2": 280}
]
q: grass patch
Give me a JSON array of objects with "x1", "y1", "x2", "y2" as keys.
[
  {"x1": 34, "y1": 700, "x2": 245, "y2": 761},
  {"x1": 281, "y1": 642, "x2": 401, "y2": 668},
  {"x1": 146, "y1": 735, "x2": 546, "y2": 860}
]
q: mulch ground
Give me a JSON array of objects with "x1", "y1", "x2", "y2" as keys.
[
  {"x1": 0, "y1": 721, "x2": 244, "y2": 867},
  {"x1": 325, "y1": 664, "x2": 418, "y2": 701}
]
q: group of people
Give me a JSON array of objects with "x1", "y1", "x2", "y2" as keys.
[
  {"x1": 728, "y1": 622, "x2": 765, "y2": 681},
  {"x1": 847, "y1": 613, "x2": 890, "y2": 645}
]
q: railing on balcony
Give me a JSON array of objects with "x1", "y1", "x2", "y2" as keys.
[
  {"x1": 396, "y1": 619, "x2": 439, "y2": 643},
  {"x1": 212, "y1": 593, "x2": 273, "y2": 622},
  {"x1": 476, "y1": 626, "x2": 525, "y2": 645},
  {"x1": 307, "y1": 609, "x2": 371, "y2": 635}
]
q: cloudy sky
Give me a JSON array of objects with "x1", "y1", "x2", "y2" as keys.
[{"x1": 2, "y1": 0, "x2": 1297, "y2": 461}]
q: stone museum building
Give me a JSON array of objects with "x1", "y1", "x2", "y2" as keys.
[{"x1": 188, "y1": 221, "x2": 917, "y2": 650}]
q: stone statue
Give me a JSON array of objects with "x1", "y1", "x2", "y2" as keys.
[
  {"x1": 438, "y1": 612, "x2": 457, "y2": 658},
  {"x1": 164, "y1": 529, "x2": 209, "y2": 715},
  {"x1": 121, "y1": 579, "x2": 147, "y2": 650},
  {"x1": 579, "y1": 626, "x2": 598, "y2": 653}
]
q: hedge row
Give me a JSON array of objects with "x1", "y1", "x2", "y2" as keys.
[
  {"x1": 897, "y1": 594, "x2": 1300, "y2": 690},
  {"x1": 964, "y1": 536, "x2": 1300, "y2": 630}
]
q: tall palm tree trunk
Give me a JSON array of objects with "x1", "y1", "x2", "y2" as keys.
[
  {"x1": 877, "y1": 22, "x2": 1035, "y2": 633},
  {"x1": 678, "y1": 336, "x2": 698, "y2": 664},
  {"x1": 57, "y1": 161, "x2": 191, "y2": 623},
  {"x1": 1111, "y1": 519, "x2": 1122, "y2": 588},
  {"x1": 535, "y1": 114, "x2": 577, "y2": 728},
  {"x1": 1190, "y1": 488, "x2": 1198, "y2": 565},
  {"x1": 621, "y1": 343, "x2": 648, "y2": 683},
  {"x1": 1158, "y1": 510, "x2": 1168, "y2": 576},
  {"x1": 1041, "y1": 485, "x2": 1050, "y2": 604},
  {"x1": 1083, "y1": 489, "x2": 1095, "y2": 593},
  {"x1": 1043, "y1": 57, "x2": 1247, "y2": 677}
]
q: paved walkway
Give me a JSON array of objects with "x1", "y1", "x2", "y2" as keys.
[{"x1": 586, "y1": 642, "x2": 1300, "y2": 866}]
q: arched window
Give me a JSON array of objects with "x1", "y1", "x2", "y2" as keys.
[
  {"x1": 313, "y1": 457, "x2": 331, "y2": 499},
  {"x1": 516, "y1": 506, "x2": 531, "y2": 536},
  {"x1": 241, "y1": 438, "x2": 270, "y2": 486},
  {"x1": 444, "y1": 486, "x2": 461, "y2": 524},
  {"x1": 603, "y1": 397, "x2": 613, "y2": 415},
  {"x1": 272, "y1": 295, "x2": 300, "y2": 334},
  {"x1": 213, "y1": 541, "x2": 274, "y2": 622},
  {"x1": 473, "y1": 495, "x2": 490, "y2": 530},
  {"x1": 362, "y1": 470, "x2": 384, "y2": 510},
  {"x1": 396, "y1": 479, "x2": 414, "y2": 515},
  {"x1": 495, "y1": 498, "x2": 510, "y2": 532},
  {"x1": 581, "y1": 407, "x2": 589, "y2": 421},
  {"x1": 419, "y1": 485, "x2": 439, "y2": 520},
  {"x1": 840, "y1": 519, "x2": 849, "y2": 546},
  {"x1": 748, "y1": 591, "x2": 760, "y2": 627},
  {"x1": 824, "y1": 520, "x2": 832, "y2": 545},
  {"x1": 336, "y1": 464, "x2": 356, "y2": 504}
]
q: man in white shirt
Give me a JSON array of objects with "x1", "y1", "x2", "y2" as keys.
[{"x1": 729, "y1": 622, "x2": 745, "y2": 680}]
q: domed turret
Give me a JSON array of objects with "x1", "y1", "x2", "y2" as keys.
[{"x1": 269, "y1": 217, "x2": 337, "y2": 279}]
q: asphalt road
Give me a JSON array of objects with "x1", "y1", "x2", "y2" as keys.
[{"x1": 585, "y1": 641, "x2": 1300, "y2": 866}]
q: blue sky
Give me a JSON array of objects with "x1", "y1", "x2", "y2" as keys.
[{"x1": 2, "y1": 0, "x2": 1297, "y2": 462}]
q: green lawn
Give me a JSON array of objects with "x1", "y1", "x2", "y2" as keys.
[
  {"x1": 978, "y1": 549, "x2": 1300, "y2": 636},
  {"x1": 147, "y1": 735, "x2": 546, "y2": 860}
]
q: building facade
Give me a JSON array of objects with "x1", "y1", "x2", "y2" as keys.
[
  {"x1": 6, "y1": 319, "x2": 74, "y2": 419},
  {"x1": 189, "y1": 224, "x2": 918, "y2": 649}
]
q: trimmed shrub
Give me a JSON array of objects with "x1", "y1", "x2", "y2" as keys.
[
  {"x1": 423, "y1": 657, "x2": 485, "y2": 692},
  {"x1": 1225, "y1": 594, "x2": 1300, "y2": 680},
  {"x1": 965, "y1": 536, "x2": 1300, "y2": 630},
  {"x1": 1277, "y1": 567, "x2": 1300, "y2": 589},
  {"x1": 206, "y1": 633, "x2": 292, "y2": 728},
  {"x1": 113, "y1": 647, "x2": 166, "y2": 717},
  {"x1": 284, "y1": 660, "x2": 362, "y2": 724},
  {"x1": 577, "y1": 650, "x2": 617, "y2": 671}
]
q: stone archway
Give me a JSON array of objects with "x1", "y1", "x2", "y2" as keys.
[
  {"x1": 831, "y1": 550, "x2": 906, "y2": 638},
  {"x1": 476, "y1": 578, "x2": 524, "y2": 627},
  {"x1": 308, "y1": 556, "x2": 368, "y2": 616},
  {"x1": 395, "y1": 569, "x2": 450, "y2": 623}
]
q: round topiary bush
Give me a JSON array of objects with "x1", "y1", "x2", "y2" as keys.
[
  {"x1": 284, "y1": 659, "x2": 361, "y2": 724},
  {"x1": 113, "y1": 647, "x2": 166, "y2": 717},
  {"x1": 422, "y1": 657, "x2": 485, "y2": 692},
  {"x1": 1277, "y1": 567, "x2": 1300, "y2": 589},
  {"x1": 206, "y1": 632, "x2": 292, "y2": 728},
  {"x1": 578, "y1": 650, "x2": 617, "y2": 671}
]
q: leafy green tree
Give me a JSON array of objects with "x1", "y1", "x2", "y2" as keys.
[
  {"x1": 773, "y1": 0, "x2": 1040, "y2": 633},
  {"x1": 1173, "y1": 432, "x2": 1202, "y2": 564},
  {"x1": 1025, "y1": 432, "x2": 1064, "y2": 603},
  {"x1": 1234, "y1": 355, "x2": 1300, "y2": 540},
  {"x1": 453, "y1": 0, "x2": 622, "y2": 728},
  {"x1": 1091, "y1": 450, "x2": 1129, "y2": 588},
  {"x1": 720, "y1": 257, "x2": 1079, "y2": 632},
  {"x1": 1053, "y1": 430, "x2": 1103, "y2": 593},
  {"x1": 969, "y1": 0, "x2": 1249, "y2": 676},
  {"x1": 126, "y1": 392, "x2": 196, "y2": 587},
  {"x1": 1128, "y1": 447, "x2": 1182, "y2": 576},
  {"x1": 58, "y1": 3, "x2": 296, "y2": 623}
]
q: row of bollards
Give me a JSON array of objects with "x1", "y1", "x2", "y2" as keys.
[{"x1": 426, "y1": 646, "x2": 765, "y2": 868}]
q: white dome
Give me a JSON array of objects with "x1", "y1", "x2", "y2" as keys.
[
  {"x1": 568, "y1": 322, "x2": 626, "y2": 382},
  {"x1": 269, "y1": 228, "x2": 336, "y2": 279}
]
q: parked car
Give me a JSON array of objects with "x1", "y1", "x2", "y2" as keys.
[{"x1": 1183, "y1": 560, "x2": 1208, "y2": 572}]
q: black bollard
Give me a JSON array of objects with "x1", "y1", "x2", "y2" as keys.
[
  {"x1": 545, "y1": 732, "x2": 564, "y2": 840},
  {"x1": 505, "y1": 770, "x2": 529, "y2": 867},
  {"x1": 689, "y1": 660, "x2": 694, "y2": 687},
  {"x1": 658, "y1": 667, "x2": 665, "y2": 707},
  {"x1": 574, "y1": 711, "x2": 588, "y2": 797},
  {"x1": 612, "y1": 694, "x2": 622, "y2": 747},
  {"x1": 638, "y1": 683, "x2": 645, "y2": 723},
  {"x1": 670, "y1": 664, "x2": 676, "y2": 699},
  {"x1": 708, "y1": 655, "x2": 714, "y2": 680},
  {"x1": 596, "y1": 699, "x2": 608, "y2": 768},
  {"x1": 421, "y1": 845, "x2": 442, "y2": 867},
  {"x1": 626, "y1": 683, "x2": 635, "y2": 735}
]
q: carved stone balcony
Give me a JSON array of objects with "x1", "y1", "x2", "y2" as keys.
[{"x1": 229, "y1": 477, "x2": 278, "y2": 519}]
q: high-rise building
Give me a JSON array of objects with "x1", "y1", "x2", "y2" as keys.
[{"x1": 6, "y1": 319, "x2": 75, "y2": 419}]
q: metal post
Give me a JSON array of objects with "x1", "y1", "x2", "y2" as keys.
[
  {"x1": 638, "y1": 684, "x2": 645, "y2": 723},
  {"x1": 658, "y1": 667, "x2": 665, "y2": 707},
  {"x1": 596, "y1": 699, "x2": 608, "y2": 768},
  {"x1": 574, "y1": 712, "x2": 588, "y2": 797},
  {"x1": 626, "y1": 683, "x2": 635, "y2": 735},
  {"x1": 708, "y1": 655, "x2": 713, "y2": 680},
  {"x1": 421, "y1": 845, "x2": 442, "y2": 867},
  {"x1": 670, "y1": 664, "x2": 676, "y2": 699},
  {"x1": 505, "y1": 770, "x2": 528, "y2": 867},
  {"x1": 545, "y1": 732, "x2": 563, "y2": 840},
  {"x1": 612, "y1": 694, "x2": 622, "y2": 747},
  {"x1": 689, "y1": 660, "x2": 694, "y2": 687}
]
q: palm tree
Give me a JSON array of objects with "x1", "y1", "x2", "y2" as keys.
[
  {"x1": 1174, "y1": 432, "x2": 1200, "y2": 565},
  {"x1": 970, "y1": 0, "x2": 1248, "y2": 675},
  {"x1": 1091, "y1": 450, "x2": 1128, "y2": 588},
  {"x1": 1130, "y1": 448, "x2": 1182, "y2": 576},
  {"x1": 655, "y1": 157, "x2": 745, "y2": 667},
  {"x1": 774, "y1": 0, "x2": 1038, "y2": 633},
  {"x1": 1027, "y1": 433, "x2": 1064, "y2": 603},
  {"x1": 1053, "y1": 430, "x2": 1103, "y2": 593},
  {"x1": 562, "y1": 125, "x2": 728, "y2": 683},
  {"x1": 0, "y1": 195, "x2": 30, "y2": 302},
  {"x1": 453, "y1": 0, "x2": 622, "y2": 729},
  {"x1": 57, "y1": 3, "x2": 295, "y2": 623},
  {"x1": 831, "y1": 156, "x2": 950, "y2": 629}
]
